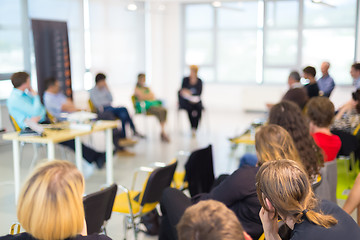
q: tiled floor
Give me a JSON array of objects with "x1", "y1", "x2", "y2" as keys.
[{"x1": 0, "y1": 109, "x2": 356, "y2": 239}]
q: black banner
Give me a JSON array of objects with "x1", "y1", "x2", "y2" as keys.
[{"x1": 31, "y1": 19, "x2": 72, "y2": 99}]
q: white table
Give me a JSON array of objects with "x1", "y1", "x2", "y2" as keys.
[{"x1": 3, "y1": 120, "x2": 118, "y2": 202}]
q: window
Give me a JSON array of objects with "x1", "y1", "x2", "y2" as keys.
[{"x1": 183, "y1": 0, "x2": 358, "y2": 84}]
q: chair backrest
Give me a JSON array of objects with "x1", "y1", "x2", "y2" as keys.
[
  {"x1": 314, "y1": 161, "x2": 337, "y2": 203},
  {"x1": 332, "y1": 130, "x2": 359, "y2": 157},
  {"x1": 185, "y1": 144, "x2": 215, "y2": 197},
  {"x1": 9, "y1": 115, "x2": 21, "y2": 132},
  {"x1": 83, "y1": 183, "x2": 118, "y2": 235},
  {"x1": 131, "y1": 95, "x2": 142, "y2": 114},
  {"x1": 140, "y1": 161, "x2": 177, "y2": 206},
  {"x1": 88, "y1": 99, "x2": 97, "y2": 113},
  {"x1": 46, "y1": 111, "x2": 56, "y2": 123}
]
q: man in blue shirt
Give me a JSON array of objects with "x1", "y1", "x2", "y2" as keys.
[
  {"x1": 351, "y1": 63, "x2": 360, "y2": 90},
  {"x1": 317, "y1": 61, "x2": 335, "y2": 97},
  {"x1": 7, "y1": 72, "x2": 106, "y2": 169}
]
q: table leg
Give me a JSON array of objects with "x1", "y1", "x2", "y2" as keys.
[
  {"x1": 12, "y1": 139, "x2": 20, "y2": 203},
  {"x1": 105, "y1": 128, "x2": 113, "y2": 184},
  {"x1": 75, "y1": 136, "x2": 83, "y2": 173},
  {"x1": 47, "y1": 142, "x2": 55, "y2": 160}
]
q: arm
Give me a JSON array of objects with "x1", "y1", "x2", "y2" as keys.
[
  {"x1": 334, "y1": 100, "x2": 355, "y2": 121},
  {"x1": 259, "y1": 207, "x2": 281, "y2": 240},
  {"x1": 134, "y1": 87, "x2": 155, "y2": 101},
  {"x1": 61, "y1": 98, "x2": 78, "y2": 112}
]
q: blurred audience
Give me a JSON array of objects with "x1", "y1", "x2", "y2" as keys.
[
  {"x1": 303, "y1": 66, "x2": 319, "y2": 98},
  {"x1": 317, "y1": 62, "x2": 335, "y2": 97},
  {"x1": 351, "y1": 63, "x2": 360, "y2": 90}
]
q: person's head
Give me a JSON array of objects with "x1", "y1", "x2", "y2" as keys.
[
  {"x1": 268, "y1": 101, "x2": 324, "y2": 179},
  {"x1": 256, "y1": 159, "x2": 337, "y2": 229},
  {"x1": 45, "y1": 77, "x2": 61, "y2": 93},
  {"x1": 95, "y1": 73, "x2": 107, "y2": 88},
  {"x1": 189, "y1": 65, "x2": 198, "y2": 78},
  {"x1": 287, "y1": 71, "x2": 301, "y2": 87},
  {"x1": 17, "y1": 160, "x2": 85, "y2": 240},
  {"x1": 255, "y1": 124, "x2": 300, "y2": 166},
  {"x1": 11, "y1": 72, "x2": 30, "y2": 89},
  {"x1": 177, "y1": 200, "x2": 251, "y2": 240},
  {"x1": 137, "y1": 73, "x2": 146, "y2": 87},
  {"x1": 321, "y1": 62, "x2": 330, "y2": 76},
  {"x1": 305, "y1": 97, "x2": 335, "y2": 129},
  {"x1": 350, "y1": 63, "x2": 360, "y2": 80},
  {"x1": 303, "y1": 66, "x2": 316, "y2": 80}
]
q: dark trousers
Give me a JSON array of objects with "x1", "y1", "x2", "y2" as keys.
[
  {"x1": 179, "y1": 96, "x2": 202, "y2": 129},
  {"x1": 104, "y1": 106, "x2": 136, "y2": 138},
  {"x1": 159, "y1": 188, "x2": 192, "y2": 240},
  {"x1": 59, "y1": 140, "x2": 102, "y2": 164}
]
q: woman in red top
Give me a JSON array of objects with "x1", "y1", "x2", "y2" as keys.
[{"x1": 306, "y1": 97, "x2": 341, "y2": 162}]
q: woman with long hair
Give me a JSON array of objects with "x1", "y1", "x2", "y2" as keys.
[
  {"x1": 257, "y1": 159, "x2": 360, "y2": 240},
  {"x1": 268, "y1": 100, "x2": 324, "y2": 182},
  {"x1": 159, "y1": 124, "x2": 301, "y2": 240},
  {"x1": 1, "y1": 160, "x2": 111, "y2": 240}
]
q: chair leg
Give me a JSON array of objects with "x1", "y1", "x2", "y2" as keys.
[
  {"x1": 123, "y1": 216, "x2": 128, "y2": 240},
  {"x1": 29, "y1": 143, "x2": 39, "y2": 170}
]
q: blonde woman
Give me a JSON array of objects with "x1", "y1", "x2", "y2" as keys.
[
  {"x1": 159, "y1": 124, "x2": 302, "y2": 240},
  {"x1": 1, "y1": 160, "x2": 112, "y2": 240},
  {"x1": 257, "y1": 159, "x2": 360, "y2": 240}
]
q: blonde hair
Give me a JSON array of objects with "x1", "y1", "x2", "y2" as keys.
[
  {"x1": 177, "y1": 200, "x2": 245, "y2": 240},
  {"x1": 17, "y1": 160, "x2": 85, "y2": 240},
  {"x1": 255, "y1": 124, "x2": 301, "y2": 166},
  {"x1": 189, "y1": 65, "x2": 199, "y2": 74},
  {"x1": 256, "y1": 159, "x2": 337, "y2": 228}
]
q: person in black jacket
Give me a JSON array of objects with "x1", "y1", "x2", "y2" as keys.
[
  {"x1": 0, "y1": 160, "x2": 111, "y2": 240},
  {"x1": 179, "y1": 65, "x2": 203, "y2": 136},
  {"x1": 159, "y1": 125, "x2": 302, "y2": 240},
  {"x1": 303, "y1": 66, "x2": 319, "y2": 98}
]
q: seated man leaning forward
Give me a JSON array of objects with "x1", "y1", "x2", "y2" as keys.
[
  {"x1": 90, "y1": 73, "x2": 143, "y2": 145},
  {"x1": 43, "y1": 77, "x2": 80, "y2": 120},
  {"x1": 7, "y1": 72, "x2": 106, "y2": 169}
]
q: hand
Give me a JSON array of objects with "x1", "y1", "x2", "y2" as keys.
[
  {"x1": 259, "y1": 199, "x2": 281, "y2": 240},
  {"x1": 28, "y1": 87, "x2": 38, "y2": 96},
  {"x1": 80, "y1": 218, "x2": 87, "y2": 236},
  {"x1": 29, "y1": 116, "x2": 41, "y2": 123}
]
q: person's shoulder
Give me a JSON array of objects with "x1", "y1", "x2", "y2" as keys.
[
  {"x1": 232, "y1": 166, "x2": 259, "y2": 176},
  {"x1": 0, "y1": 233, "x2": 35, "y2": 240}
]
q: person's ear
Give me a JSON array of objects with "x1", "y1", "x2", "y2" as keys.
[{"x1": 265, "y1": 198, "x2": 275, "y2": 211}]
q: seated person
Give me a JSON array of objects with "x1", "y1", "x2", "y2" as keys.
[
  {"x1": 351, "y1": 62, "x2": 360, "y2": 90},
  {"x1": 257, "y1": 159, "x2": 360, "y2": 240},
  {"x1": 332, "y1": 89, "x2": 360, "y2": 134},
  {"x1": 303, "y1": 66, "x2": 319, "y2": 98},
  {"x1": 266, "y1": 71, "x2": 308, "y2": 110},
  {"x1": 43, "y1": 77, "x2": 80, "y2": 120},
  {"x1": 317, "y1": 61, "x2": 335, "y2": 97},
  {"x1": 159, "y1": 124, "x2": 302, "y2": 240},
  {"x1": 178, "y1": 65, "x2": 203, "y2": 136},
  {"x1": 305, "y1": 97, "x2": 341, "y2": 162},
  {"x1": 0, "y1": 160, "x2": 112, "y2": 240},
  {"x1": 134, "y1": 73, "x2": 170, "y2": 142},
  {"x1": 269, "y1": 101, "x2": 324, "y2": 182},
  {"x1": 89, "y1": 73, "x2": 143, "y2": 141},
  {"x1": 177, "y1": 200, "x2": 252, "y2": 240},
  {"x1": 44, "y1": 76, "x2": 133, "y2": 156},
  {"x1": 7, "y1": 72, "x2": 106, "y2": 169}
]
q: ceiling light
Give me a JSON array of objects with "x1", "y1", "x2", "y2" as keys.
[
  {"x1": 127, "y1": 3, "x2": 137, "y2": 11},
  {"x1": 212, "y1": 1, "x2": 222, "y2": 8}
]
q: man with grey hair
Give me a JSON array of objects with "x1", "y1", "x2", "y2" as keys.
[
  {"x1": 282, "y1": 70, "x2": 309, "y2": 109},
  {"x1": 317, "y1": 61, "x2": 335, "y2": 97}
]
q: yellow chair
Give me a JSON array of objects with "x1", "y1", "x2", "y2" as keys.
[
  {"x1": 46, "y1": 111, "x2": 57, "y2": 124},
  {"x1": 88, "y1": 99, "x2": 97, "y2": 113},
  {"x1": 9, "y1": 115, "x2": 21, "y2": 132},
  {"x1": 9, "y1": 222, "x2": 21, "y2": 235},
  {"x1": 113, "y1": 161, "x2": 177, "y2": 240}
]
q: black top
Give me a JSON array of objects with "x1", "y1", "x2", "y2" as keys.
[
  {"x1": 181, "y1": 77, "x2": 203, "y2": 96},
  {"x1": 291, "y1": 200, "x2": 360, "y2": 240},
  {"x1": 0, "y1": 233, "x2": 111, "y2": 240},
  {"x1": 305, "y1": 82, "x2": 319, "y2": 98},
  {"x1": 193, "y1": 166, "x2": 262, "y2": 240}
]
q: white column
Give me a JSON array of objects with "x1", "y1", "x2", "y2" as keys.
[
  {"x1": 75, "y1": 136, "x2": 83, "y2": 173},
  {"x1": 12, "y1": 140, "x2": 20, "y2": 203},
  {"x1": 105, "y1": 128, "x2": 113, "y2": 185}
]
